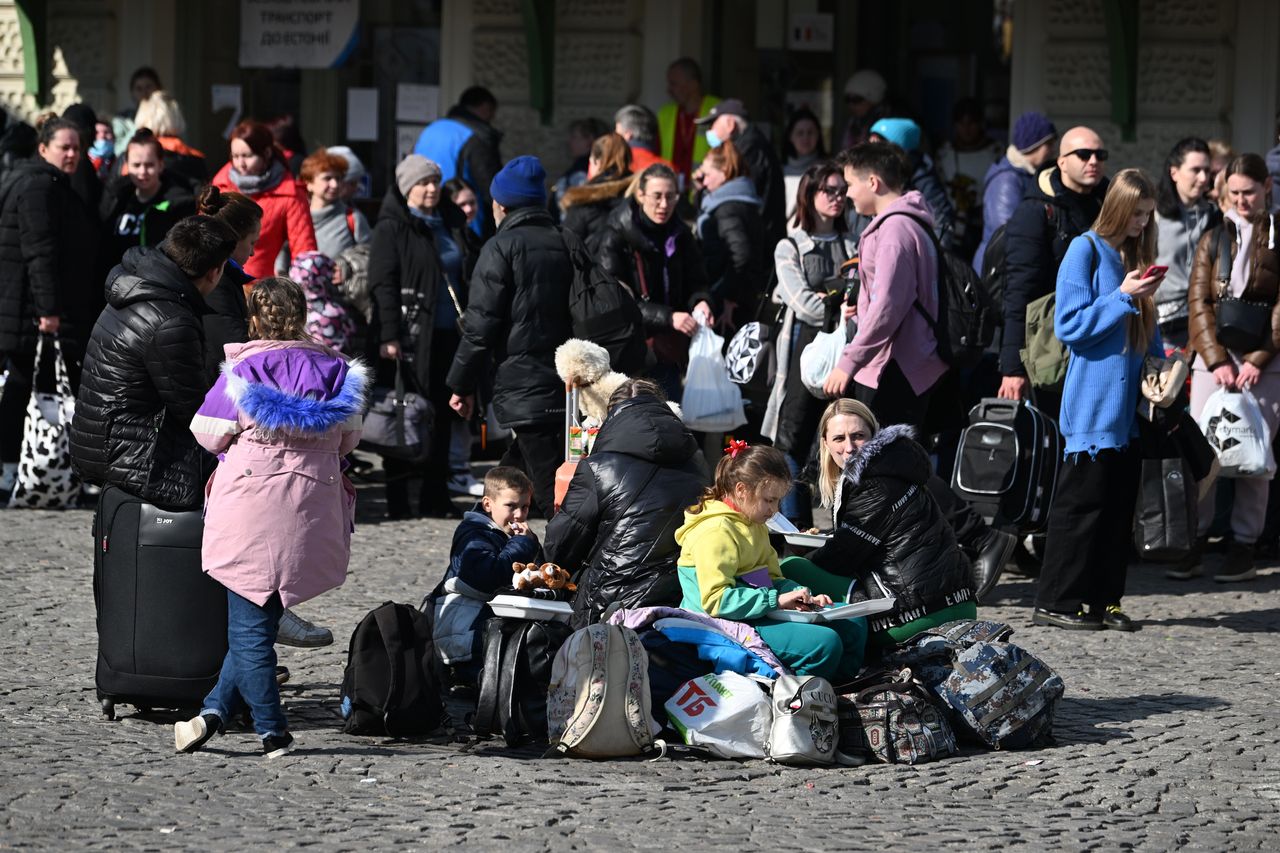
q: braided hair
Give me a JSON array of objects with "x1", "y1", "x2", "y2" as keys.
[{"x1": 247, "y1": 276, "x2": 309, "y2": 342}]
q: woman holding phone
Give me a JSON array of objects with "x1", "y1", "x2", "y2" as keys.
[{"x1": 1033, "y1": 168, "x2": 1165, "y2": 632}]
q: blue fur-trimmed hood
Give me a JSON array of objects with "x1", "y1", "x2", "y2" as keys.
[
  {"x1": 222, "y1": 355, "x2": 369, "y2": 434},
  {"x1": 841, "y1": 423, "x2": 923, "y2": 490}
]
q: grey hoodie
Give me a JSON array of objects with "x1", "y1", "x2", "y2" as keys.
[
  {"x1": 310, "y1": 202, "x2": 371, "y2": 260},
  {"x1": 1155, "y1": 200, "x2": 1218, "y2": 325}
]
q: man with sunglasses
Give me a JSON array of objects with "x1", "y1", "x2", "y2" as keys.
[{"x1": 997, "y1": 126, "x2": 1110, "y2": 413}]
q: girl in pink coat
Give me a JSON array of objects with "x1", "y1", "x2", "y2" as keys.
[{"x1": 174, "y1": 276, "x2": 368, "y2": 759}]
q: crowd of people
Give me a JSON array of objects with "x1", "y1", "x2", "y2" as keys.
[{"x1": 2, "y1": 57, "x2": 1279, "y2": 755}]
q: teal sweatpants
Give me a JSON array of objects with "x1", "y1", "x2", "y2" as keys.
[{"x1": 754, "y1": 616, "x2": 867, "y2": 682}]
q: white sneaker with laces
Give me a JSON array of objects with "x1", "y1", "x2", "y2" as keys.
[
  {"x1": 448, "y1": 472, "x2": 485, "y2": 497},
  {"x1": 277, "y1": 608, "x2": 333, "y2": 648}
]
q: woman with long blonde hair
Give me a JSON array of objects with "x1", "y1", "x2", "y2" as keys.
[{"x1": 1033, "y1": 167, "x2": 1165, "y2": 632}]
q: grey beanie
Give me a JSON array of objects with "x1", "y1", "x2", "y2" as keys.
[{"x1": 395, "y1": 154, "x2": 442, "y2": 197}]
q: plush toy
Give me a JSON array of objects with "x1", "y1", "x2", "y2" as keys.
[{"x1": 511, "y1": 561, "x2": 576, "y2": 592}]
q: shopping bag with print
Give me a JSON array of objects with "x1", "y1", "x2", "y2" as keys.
[
  {"x1": 1196, "y1": 387, "x2": 1275, "y2": 478},
  {"x1": 9, "y1": 336, "x2": 80, "y2": 509}
]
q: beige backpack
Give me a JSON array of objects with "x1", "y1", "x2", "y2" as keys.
[{"x1": 546, "y1": 623, "x2": 661, "y2": 759}]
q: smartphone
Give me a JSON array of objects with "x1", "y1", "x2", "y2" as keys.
[{"x1": 1142, "y1": 265, "x2": 1168, "y2": 279}]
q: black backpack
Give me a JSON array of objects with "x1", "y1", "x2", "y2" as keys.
[
  {"x1": 474, "y1": 617, "x2": 572, "y2": 746},
  {"x1": 882, "y1": 210, "x2": 996, "y2": 370},
  {"x1": 980, "y1": 201, "x2": 1076, "y2": 317},
  {"x1": 341, "y1": 602, "x2": 445, "y2": 737},
  {"x1": 562, "y1": 229, "x2": 648, "y2": 375}
]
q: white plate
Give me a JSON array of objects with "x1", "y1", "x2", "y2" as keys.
[
  {"x1": 769, "y1": 597, "x2": 897, "y2": 623},
  {"x1": 783, "y1": 531, "x2": 832, "y2": 548},
  {"x1": 488, "y1": 594, "x2": 573, "y2": 623}
]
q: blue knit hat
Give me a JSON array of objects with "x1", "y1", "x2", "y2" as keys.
[
  {"x1": 490, "y1": 155, "x2": 547, "y2": 209},
  {"x1": 869, "y1": 118, "x2": 922, "y2": 152},
  {"x1": 1012, "y1": 112, "x2": 1057, "y2": 154}
]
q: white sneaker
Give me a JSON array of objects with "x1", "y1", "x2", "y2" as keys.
[
  {"x1": 448, "y1": 473, "x2": 485, "y2": 497},
  {"x1": 277, "y1": 608, "x2": 333, "y2": 648}
]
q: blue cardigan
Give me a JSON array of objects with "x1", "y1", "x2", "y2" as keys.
[{"x1": 1055, "y1": 231, "x2": 1163, "y2": 456}]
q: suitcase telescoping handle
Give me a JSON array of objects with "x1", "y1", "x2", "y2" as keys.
[{"x1": 562, "y1": 383, "x2": 580, "y2": 462}]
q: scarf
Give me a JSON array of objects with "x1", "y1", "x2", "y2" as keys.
[
  {"x1": 1224, "y1": 207, "x2": 1277, "y2": 296},
  {"x1": 227, "y1": 160, "x2": 287, "y2": 196}
]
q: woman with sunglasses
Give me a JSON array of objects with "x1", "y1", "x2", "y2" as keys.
[{"x1": 762, "y1": 161, "x2": 857, "y2": 527}]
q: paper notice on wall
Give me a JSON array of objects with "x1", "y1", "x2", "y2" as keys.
[
  {"x1": 395, "y1": 84, "x2": 439, "y2": 124},
  {"x1": 211, "y1": 84, "x2": 243, "y2": 139},
  {"x1": 240, "y1": 0, "x2": 360, "y2": 69},
  {"x1": 347, "y1": 88, "x2": 379, "y2": 142},
  {"x1": 397, "y1": 125, "x2": 425, "y2": 164},
  {"x1": 788, "y1": 13, "x2": 834, "y2": 52}
]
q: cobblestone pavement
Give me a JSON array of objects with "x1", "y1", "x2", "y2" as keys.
[{"x1": 2, "y1": 496, "x2": 1278, "y2": 851}]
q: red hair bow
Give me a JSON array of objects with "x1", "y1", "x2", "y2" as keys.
[{"x1": 726, "y1": 439, "x2": 749, "y2": 458}]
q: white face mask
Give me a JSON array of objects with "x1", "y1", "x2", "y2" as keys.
[{"x1": 705, "y1": 129, "x2": 723, "y2": 149}]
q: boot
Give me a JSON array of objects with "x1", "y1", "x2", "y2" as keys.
[
  {"x1": 1213, "y1": 541, "x2": 1257, "y2": 583},
  {"x1": 1166, "y1": 538, "x2": 1204, "y2": 580},
  {"x1": 971, "y1": 528, "x2": 1018, "y2": 602}
]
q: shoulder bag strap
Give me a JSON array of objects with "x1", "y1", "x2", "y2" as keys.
[
  {"x1": 1082, "y1": 234, "x2": 1100, "y2": 278},
  {"x1": 371, "y1": 605, "x2": 408, "y2": 735},
  {"x1": 1215, "y1": 224, "x2": 1233, "y2": 297},
  {"x1": 474, "y1": 618, "x2": 508, "y2": 736},
  {"x1": 498, "y1": 621, "x2": 532, "y2": 746},
  {"x1": 632, "y1": 250, "x2": 651, "y2": 301}
]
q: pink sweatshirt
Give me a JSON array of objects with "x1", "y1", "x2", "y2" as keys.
[{"x1": 836, "y1": 190, "x2": 948, "y2": 395}]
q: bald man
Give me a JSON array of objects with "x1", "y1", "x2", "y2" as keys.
[{"x1": 997, "y1": 126, "x2": 1111, "y2": 410}]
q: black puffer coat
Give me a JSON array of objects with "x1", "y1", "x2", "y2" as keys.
[
  {"x1": 369, "y1": 191, "x2": 477, "y2": 395},
  {"x1": 598, "y1": 199, "x2": 711, "y2": 357},
  {"x1": 810, "y1": 424, "x2": 974, "y2": 631},
  {"x1": 544, "y1": 394, "x2": 709, "y2": 628},
  {"x1": 560, "y1": 172, "x2": 632, "y2": 255},
  {"x1": 0, "y1": 158, "x2": 101, "y2": 354},
  {"x1": 445, "y1": 205, "x2": 574, "y2": 428},
  {"x1": 201, "y1": 259, "x2": 251, "y2": 383},
  {"x1": 70, "y1": 245, "x2": 213, "y2": 509}
]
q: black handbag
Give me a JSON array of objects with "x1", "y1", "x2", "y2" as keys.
[
  {"x1": 1133, "y1": 457, "x2": 1198, "y2": 562},
  {"x1": 1213, "y1": 226, "x2": 1272, "y2": 353},
  {"x1": 360, "y1": 360, "x2": 432, "y2": 462}
]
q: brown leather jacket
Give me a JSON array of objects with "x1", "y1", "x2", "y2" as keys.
[{"x1": 1187, "y1": 214, "x2": 1280, "y2": 370}]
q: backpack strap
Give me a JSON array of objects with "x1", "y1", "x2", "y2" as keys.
[
  {"x1": 371, "y1": 604, "x2": 408, "y2": 735},
  {"x1": 474, "y1": 618, "x2": 508, "y2": 736},
  {"x1": 345, "y1": 206, "x2": 357, "y2": 238},
  {"x1": 497, "y1": 621, "x2": 532, "y2": 746},
  {"x1": 872, "y1": 210, "x2": 945, "y2": 329},
  {"x1": 1081, "y1": 234, "x2": 1101, "y2": 279}
]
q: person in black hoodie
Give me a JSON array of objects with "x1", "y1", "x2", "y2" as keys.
[
  {"x1": 0, "y1": 115, "x2": 100, "y2": 494},
  {"x1": 99, "y1": 129, "x2": 196, "y2": 283},
  {"x1": 597, "y1": 163, "x2": 713, "y2": 401},
  {"x1": 560, "y1": 132, "x2": 632, "y2": 254},
  {"x1": 370, "y1": 154, "x2": 479, "y2": 518},
  {"x1": 998, "y1": 126, "x2": 1110, "y2": 412},
  {"x1": 447, "y1": 156, "x2": 575, "y2": 518},
  {"x1": 194, "y1": 186, "x2": 262, "y2": 382},
  {"x1": 546, "y1": 379, "x2": 709, "y2": 628},
  {"x1": 69, "y1": 215, "x2": 236, "y2": 508}
]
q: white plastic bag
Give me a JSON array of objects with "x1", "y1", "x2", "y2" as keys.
[
  {"x1": 681, "y1": 320, "x2": 747, "y2": 432},
  {"x1": 1197, "y1": 387, "x2": 1275, "y2": 478},
  {"x1": 664, "y1": 671, "x2": 772, "y2": 759},
  {"x1": 799, "y1": 326, "x2": 850, "y2": 399}
]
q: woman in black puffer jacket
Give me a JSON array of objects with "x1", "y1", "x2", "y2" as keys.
[
  {"x1": 693, "y1": 140, "x2": 767, "y2": 322},
  {"x1": 560, "y1": 133, "x2": 632, "y2": 254},
  {"x1": 805, "y1": 399, "x2": 976, "y2": 649},
  {"x1": 545, "y1": 379, "x2": 709, "y2": 628}
]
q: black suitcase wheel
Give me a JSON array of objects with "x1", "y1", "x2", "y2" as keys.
[{"x1": 101, "y1": 698, "x2": 115, "y2": 721}]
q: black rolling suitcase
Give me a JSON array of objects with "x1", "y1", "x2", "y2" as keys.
[
  {"x1": 93, "y1": 485, "x2": 227, "y2": 719},
  {"x1": 951, "y1": 398, "x2": 1062, "y2": 533}
]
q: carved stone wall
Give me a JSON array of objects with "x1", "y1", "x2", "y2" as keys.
[
  {"x1": 0, "y1": 1, "x2": 119, "y2": 125},
  {"x1": 470, "y1": 0, "x2": 643, "y2": 179},
  {"x1": 1037, "y1": 0, "x2": 1235, "y2": 175}
]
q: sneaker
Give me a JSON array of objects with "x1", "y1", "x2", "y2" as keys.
[
  {"x1": 1032, "y1": 607, "x2": 1104, "y2": 631},
  {"x1": 448, "y1": 472, "x2": 485, "y2": 497},
  {"x1": 277, "y1": 609, "x2": 333, "y2": 648},
  {"x1": 174, "y1": 713, "x2": 221, "y2": 753},
  {"x1": 1166, "y1": 539, "x2": 1204, "y2": 580},
  {"x1": 1214, "y1": 542, "x2": 1257, "y2": 583},
  {"x1": 262, "y1": 732, "x2": 295, "y2": 759},
  {"x1": 1099, "y1": 604, "x2": 1140, "y2": 632}
]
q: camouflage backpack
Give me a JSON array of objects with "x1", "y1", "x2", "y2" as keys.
[
  {"x1": 837, "y1": 668, "x2": 959, "y2": 765},
  {"x1": 885, "y1": 620, "x2": 1064, "y2": 750}
]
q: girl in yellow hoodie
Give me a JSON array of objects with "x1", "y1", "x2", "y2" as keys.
[{"x1": 675, "y1": 444, "x2": 866, "y2": 680}]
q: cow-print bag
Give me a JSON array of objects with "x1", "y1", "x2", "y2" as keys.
[{"x1": 8, "y1": 336, "x2": 80, "y2": 509}]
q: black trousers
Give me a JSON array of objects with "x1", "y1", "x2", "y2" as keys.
[
  {"x1": 500, "y1": 422, "x2": 564, "y2": 519},
  {"x1": 1035, "y1": 447, "x2": 1140, "y2": 613},
  {"x1": 854, "y1": 360, "x2": 934, "y2": 435},
  {"x1": 926, "y1": 473, "x2": 987, "y2": 552}
]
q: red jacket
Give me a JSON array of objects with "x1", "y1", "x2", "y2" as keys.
[{"x1": 211, "y1": 161, "x2": 317, "y2": 280}]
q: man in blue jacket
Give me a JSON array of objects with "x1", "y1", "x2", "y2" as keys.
[
  {"x1": 413, "y1": 86, "x2": 503, "y2": 237},
  {"x1": 972, "y1": 112, "x2": 1057, "y2": 274}
]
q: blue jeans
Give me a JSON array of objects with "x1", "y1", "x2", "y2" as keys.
[{"x1": 201, "y1": 590, "x2": 287, "y2": 740}]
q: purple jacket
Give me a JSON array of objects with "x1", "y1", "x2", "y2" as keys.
[
  {"x1": 836, "y1": 191, "x2": 948, "y2": 395},
  {"x1": 190, "y1": 340, "x2": 368, "y2": 607}
]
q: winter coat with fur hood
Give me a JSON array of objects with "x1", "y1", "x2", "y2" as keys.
[
  {"x1": 809, "y1": 424, "x2": 974, "y2": 633},
  {"x1": 545, "y1": 393, "x2": 709, "y2": 628},
  {"x1": 190, "y1": 339, "x2": 367, "y2": 608},
  {"x1": 560, "y1": 171, "x2": 632, "y2": 255}
]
